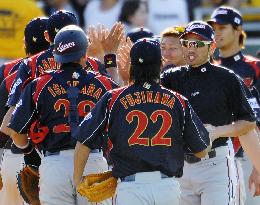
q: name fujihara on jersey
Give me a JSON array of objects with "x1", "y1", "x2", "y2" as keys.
[{"x1": 120, "y1": 91, "x2": 176, "y2": 110}]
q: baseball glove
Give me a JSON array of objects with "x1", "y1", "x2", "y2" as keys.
[
  {"x1": 77, "y1": 171, "x2": 117, "y2": 202},
  {"x1": 17, "y1": 165, "x2": 40, "y2": 205},
  {"x1": 0, "y1": 173, "x2": 3, "y2": 190}
]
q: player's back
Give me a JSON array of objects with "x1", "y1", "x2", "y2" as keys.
[
  {"x1": 13, "y1": 63, "x2": 114, "y2": 152},
  {"x1": 106, "y1": 82, "x2": 199, "y2": 178}
]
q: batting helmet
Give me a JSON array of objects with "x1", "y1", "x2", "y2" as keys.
[{"x1": 53, "y1": 25, "x2": 88, "y2": 63}]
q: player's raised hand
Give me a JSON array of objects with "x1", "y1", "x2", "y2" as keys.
[
  {"x1": 86, "y1": 25, "x2": 105, "y2": 60},
  {"x1": 117, "y1": 37, "x2": 132, "y2": 83},
  {"x1": 102, "y1": 22, "x2": 124, "y2": 54}
]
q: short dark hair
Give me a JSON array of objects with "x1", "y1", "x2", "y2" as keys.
[
  {"x1": 129, "y1": 63, "x2": 161, "y2": 84},
  {"x1": 118, "y1": 0, "x2": 148, "y2": 24}
]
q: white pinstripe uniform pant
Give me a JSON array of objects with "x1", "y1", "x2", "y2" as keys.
[{"x1": 178, "y1": 145, "x2": 238, "y2": 205}]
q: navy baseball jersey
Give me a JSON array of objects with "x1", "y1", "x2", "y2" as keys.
[
  {"x1": 161, "y1": 62, "x2": 256, "y2": 149},
  {"x1": 0, "y1": 71, "x2": 18, "y2": 123},
  {"x1": 8, "y1": 63, "x2": 117, "y2": 153},
  {"x1": 219, "y1": 52, "x2": 260, "y2": 125},
  {"x1": 77, "y1": 82, "x2": 210, "y2": 178},
  {"x1": 219, "y1": 52, "x2": 260, "y2": 153},
  {"x1": 0, "y1": 58, "x2": 22, "y2": 84},
  {"x1": 219, "y1": 52, "x2": 260, "y2": 90},
  {"x1": 0, "y1": 59, "x2": 23, "y2": 123},
  {"x1": 7, "y1": 45, "x2": 108, "y2": 107}
]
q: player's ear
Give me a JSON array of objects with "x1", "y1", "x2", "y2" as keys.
[
  {"x1": 209, "y1": 41, "x2": 216, "y2": 56},
  {"x1": 44, "y1": 31, "x2": 51, "y2": 43}
]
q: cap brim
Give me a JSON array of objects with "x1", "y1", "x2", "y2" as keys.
[
  {"x1": 53, "y1": 50, "x2": 85, "y2": 63},
  {"x1": 207, "y1": 18, "x2": 230, "y2": 25},
  {"x1": 180, "y1": 32, "x2": 211, "y2": 41}
]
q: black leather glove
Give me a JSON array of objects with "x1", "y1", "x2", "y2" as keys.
[
  {"x1": 0, "y1": 131, "x2": 10, "y2": 148},
  {"x1": 24, "y1": 148, "x2": 41, "y2": 169}
]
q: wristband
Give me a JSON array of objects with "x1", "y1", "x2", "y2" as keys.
[
  {"x1": 104, "y1": 54, "x2": 117, "y2": 69},
  {"x1": 15, "y1": 141, "x2": 34, "y2": 154}
]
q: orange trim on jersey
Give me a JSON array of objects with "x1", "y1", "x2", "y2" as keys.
[
  {"x1": 33, "y1": 74, "x2": 52, "y2": 104},
  {"x1": 108, "y1": 87, "x2": 128, "y2": 110},
  {"x1": 243, "y1": 55, "x2": 260, "y2": 79},
  {"x1": 3, "y1": 58, "x2": 22, "y2": 78},
  {"x1": 174, "y1": 92, "x2": 186, "y2": 109},
  {"x1": 29, "y1": 52, "x2": 43, "y2": 79},
  {"x1": 95, "y1": 74, "x2": 113, "y2": 91},
  {"x1": 5, "y1": 71, "x2": 18, "y2": 93},
  {"x1": 86, "y1": 56, "x2": 99, "y2": 72}
]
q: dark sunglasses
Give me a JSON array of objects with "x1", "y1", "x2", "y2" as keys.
[{"x1": 180, "y1": 39, "x2": 211, "y2": 48}]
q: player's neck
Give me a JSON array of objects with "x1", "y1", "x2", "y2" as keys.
[{"x1": 219, "y1": 43, "x2": 241, "y2": 58}]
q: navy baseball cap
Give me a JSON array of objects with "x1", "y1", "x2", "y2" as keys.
[
  {"x1": 24, "y1": 17, "x2": 50, "y2": 54},
  {"x1": 130, "y1": 38, "x2": 161, "y2": 66},
  {"x1": 207, "y1": 6, "x2": 243, "y2": 26},
  {"x1": 53, "y1": 25, "x2": 88, "y2": 63},
  {"x1": 180, "y1": 21, "x2": 215, "y2": 41},
  {"x1": 127, "y1": 27, "x2": 154, "y2": 43},
  {"x1": 47, "y1": 10, "x2": 78, "y2": 42}
]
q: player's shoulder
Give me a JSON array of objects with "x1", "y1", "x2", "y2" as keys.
[
  {"x1": 211, "y1": 63, "x2": 236, "y2": 75},
  {"x1": 161, "y1": 85, "x2": 188, "y2": 108},
  {"x1": 36, "y1": 46, "x2": 52, "y2": 61},
  {"x1": 109, "y1": 86, "x2": 128, "y2": 94},
  {"x1": 3, "y1": 58, "x2": 23, "y2": 67},
  {"x1": 243, "y1": 54, "x2": 260, "y2": 63},
  {"x1": 22, "y1": 52, "x2": 43, "y2": 66},
  {"x1": 91, "y1": 71, "x2": 118, "y2": 89},
  {"x1": 36, "y1": 70, "x2": 57, "y2": 82},
  {"x1": 2, "y1": 58, "x2": 24, "y2": 77},
  {"x1": 161, "y1": 65, "x2": 188, "y2": 77},
  {"x1": 243, "y1": 54, "x2": 260, "y2": 71}
]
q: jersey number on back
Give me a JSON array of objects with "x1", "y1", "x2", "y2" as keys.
[
  {"x1": 53, "y1": 99, "x2": 95, "y2": 133},
  {"x1": 126, "y1": 110, "x2": 172, "y2": 146}
]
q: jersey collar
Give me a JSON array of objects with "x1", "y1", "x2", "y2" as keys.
[
  {"x1": 61, "y1": 63, "x2": 82, "y2": 71},
  {"x1": 220, "y1": 51, "x2": 244, "y2": 66},
  {"x1": 188, "y1": 61, "x2": 211, "y2": 73}
]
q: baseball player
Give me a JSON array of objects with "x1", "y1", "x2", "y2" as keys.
[
  {"x1": 160, "y1": 21, "x2": 258, "y2": 205},
  {"x1": 117, "y1": 27, "x2": 154, "y2": 85},
  {"x1": 0, "y1": 10, "x2": 78, "y2": 149},
  {"x1": 8, "y1": 25, "x2": 116, "y2": 205},
  {"x1": 73, "y1": 38, "x2": 211, "y2": 205},
  {"x1": 207, "y1": 6, "x2": 260, "y2": 204},
  {"x1": 160, "y1": 26, "x2": 186, "y2": 71},
  {"x1": 0, "y1": 17, "x2": 50, "y2": 205}
]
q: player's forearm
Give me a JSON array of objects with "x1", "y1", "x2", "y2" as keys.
[
  {"x1": 9, "y1": 130, "x2": 28, "y2": 147},
  {"x1": 73, "y1": 142, "x2": 91, "y2": 187},
  {"x1": 212, "y1": 120, "x2": 256, "y2": 138},
  {"x1": 107, "y1": 67, "x2": 119, "y2": 84},
  {"x1": 239, "y1": 129, "x2": 260, "y2": 174}
]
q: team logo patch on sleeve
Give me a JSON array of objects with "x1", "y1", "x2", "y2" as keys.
[
  {"x1": 13, "y1": 99, "x2": 23, "y2": 115},
  {"x1": 9, "y1": 78, "x2": 22, "y2": 95},
  {"x1": 248, "y1": 98, "x2": 260, "y2": 109}
]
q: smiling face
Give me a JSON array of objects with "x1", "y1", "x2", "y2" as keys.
[
  {"x1": 160, "y1": 36, "x2": 184, "y2": 67},
  {"x1": 181, "y1": 33, "x2": 211, "y2": 67}
]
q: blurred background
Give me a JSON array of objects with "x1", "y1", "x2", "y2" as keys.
[{"x1": 1, "y1": 0, "x2": 260, "y2": 60}]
